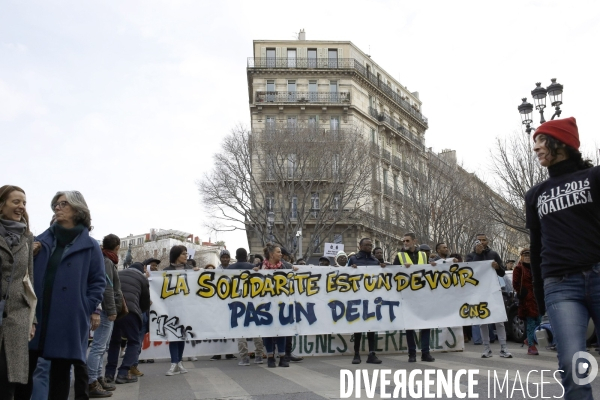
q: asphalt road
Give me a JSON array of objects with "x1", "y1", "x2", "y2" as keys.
[{"x1": 100, "y1": 342, "x2": 600, "y2": 400}]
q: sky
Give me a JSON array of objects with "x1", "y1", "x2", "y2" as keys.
[{"x1": 2, "y1": 0, "x2": 599, "y2": 250}]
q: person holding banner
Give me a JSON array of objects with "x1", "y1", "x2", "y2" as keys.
[
  {"x1": 227, "y1": 248, "x2": 267, "y2": 366},
  {"x1": 525, "y1": 117, "x2": 600, "y2": 400},
  {"x1": 253, "y1": 244, "x2": 295, "y2": 368},
  {"x1": 393, "y1": 233, "x2": 435, "y2": 363},
  {"x1": 348, "y1": 238, "x2": 385, "y2": 365},
  {"x1": 163, "y1": 246, "x2": 195, "y2": 374},
  {"x1": 335, "y1": 251, "x2": 348, "y2": 267}
]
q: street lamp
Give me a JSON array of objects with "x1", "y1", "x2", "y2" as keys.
[{"x1": 518, "y1": 78, "x2": 564, "y2": 135}]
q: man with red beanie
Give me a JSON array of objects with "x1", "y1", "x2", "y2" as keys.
[{"x1": 525, "y1": 117, "x2": 600, "y2": 399}]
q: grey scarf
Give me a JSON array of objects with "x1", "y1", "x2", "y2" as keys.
[{"x1": 0, "y1": 219, "x2": 27, "y2": 249}]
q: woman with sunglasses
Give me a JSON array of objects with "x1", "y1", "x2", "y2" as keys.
[{"x1": 22, "y1": 191, "x2": 105, "y2": 400}]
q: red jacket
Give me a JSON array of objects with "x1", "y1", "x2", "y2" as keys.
[{"x1": 512, "y1": 262, "x2": 539, "y2": 318}]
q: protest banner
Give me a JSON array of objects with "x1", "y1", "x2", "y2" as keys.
[
  {"x1": 140, "y1": 328, "x2": 463, "y2": 360},
  {"x1": 149, "y1": 261, "x2": 504, "y2": 341}
]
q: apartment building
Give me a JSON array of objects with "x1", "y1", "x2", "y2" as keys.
[{"x1": 245, "y1": 33, "x2": 436, "y2": 262}]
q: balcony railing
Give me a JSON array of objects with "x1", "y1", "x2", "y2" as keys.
[
  {"x1": 370, "y1": 142, "x2": 380, "y2": 157},
  {"x1": 248, "y1": 57, "x2": 428, "y2": 126},
  {"x1": 394, "y1": 190, "x2": 405, "y2": 203},
  {"x1": 392, "y1": 156, "x2": 402, "y2": 170},
  {"x1": 382, "y1": 149, "x2": 391, "y2": 162},
  {"x1": 256, "y1": 91, "x2": 350, "y2": 104},
  {"x1": 371, "y1": 179, "x2": 382, "y2": 192},
  {"x1": 254, "y1": 127, "x2": 345, "y2": 142},
  {"x1": 383, "y1": 185, "x2": 393, "y2": 197}
]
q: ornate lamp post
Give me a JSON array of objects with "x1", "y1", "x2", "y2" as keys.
[
  {"x1": 518, "y1": 78, "x2": 564, "y2": 134},
  {"x1": 267, "y1": 211, "x2": 275, "y2": 243}
]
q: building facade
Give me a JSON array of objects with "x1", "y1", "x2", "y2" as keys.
[{"x1": 246, "y1": 36, "x2": 433, "y2": 262}]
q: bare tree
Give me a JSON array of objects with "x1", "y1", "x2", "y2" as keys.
[
  {"x1": 198, "y1": 123, "x2": 374, "y2": 258},
  {"x1": 487, "y1": 129, "x2": 548, "y2": 234}
]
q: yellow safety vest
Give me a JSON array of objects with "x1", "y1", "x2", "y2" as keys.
[{"x1": 397, "y1": 251, "x2": 428, "y2": 265}]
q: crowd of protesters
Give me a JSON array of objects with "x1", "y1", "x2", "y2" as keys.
[{"x1": 0, "y1": 117, "x2": 598, "y2": 400}]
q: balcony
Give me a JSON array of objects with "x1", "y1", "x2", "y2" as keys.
[
  {"x1": 392, "y1": 156, "x2": 402, "y2": 170},
  {"x1": 371, "y1": 179, "x2": 382, "y2": 193},
  {"x1": 383, "y1": 185, "x2": 393, "y2": 198},
  {"x1": 394, "y1": 190, "x2": 405, "y2": 203},
  {"x1": 248, "y1": 57, "x2": 428, "y2": 127},
  {"x1": 370, "y1": 142, "x2": 380, "y2": 157},
  {"x1": 382, "y1": 149, "x2": 391, "y2": 163},
  {"x1": 255, "y1": 91, "x2": 350, "y2": 104},
  {"x1": 254, "y1": 127, "x2": 346, "y2": 142}
]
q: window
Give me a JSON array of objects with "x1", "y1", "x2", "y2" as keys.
[
  {"x1": 287, "y1": 80, "x2": 296, "y2": 102},
  {"x1": 328, "y1": 49, "x2": 338, "y2": 68},
  {"x1": 369, "y1": 95, "x2": 376, "y2": 110},
  {"x1": 333, "y1": 234, "x2": 343, "y2": 244},
  {"x1": 333, "y1": 192, "x2": 341, "y2": 210},
  {"x1": 371, "y1": 128, "x2": 376, "y2": 144},
  {"x1": 308, "y1": 80, "x2": 317, "y2": 102},
  {"x1": 374, "y1": 200, "x2": 380, "y2": 217},
  {"x1": 266, "y1": 48, "x2": 276, "y2": 67},
  {"x1": 330, "y1": 116, "x2": 339, "y2": 133},
  {"x1": 312, "y1": 234, "x2": 321, "y2": 253},
  {"x1": 332, "y1": 154, "x2": 340, "y2": 179},
  {"x1": 287, "y1": 116, "x2": 297, "y2": 130},
  {"x1": 287, "y1": 154, "x2": 296, "y2": 178},
  {"x1": 287, "y1": 49, "x2": 296, "y2": 68},
  {"x1": 291, "y1": 196, "x2": 298, "y2": 219},
  {"x1": 266, "y1": 154, "x2": 276, "y2": 179},
  {"x1": 308, "y1": 115, "x2": 317, "y2": 129},
  {"x1": 121, "y1": 241, "x2": 126, "y2": 248},
  {"x1": 385, "y1": 206, "x2": 391, "y2": 222},
  {"x1": 308, "y1": 49, "x2": 317, "y2": 68},
  {"x1": 137, "y1": 238, "x2": 143, "y2": 245},
  {"x1": 311, "y1": 192, "x2": 320, "y2": 218},
  {"x1": 266, "y1": 80, "x2": 275, "y2": 102},
  {"x1": 383, "y1": 169, "x2": 388, "y2": 187},
  {"x1": 393, "y1": 175, "x2": 398, "y2": 192},
  {"x1": 129, "y1": 240, "x2": 135, "y2": 246},
  {"x1": 266, "y1": 192, "x2": 275, "y2": 212},
  {"x1": 330, "y1": 80, "x2": 338, "y2": 102}
]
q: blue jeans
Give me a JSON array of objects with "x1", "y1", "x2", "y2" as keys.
[
  {"x1": 30, "y1": 357, "x2": 50, "y2": 400},
  {"x1": 87, "y1": 311, "x2": 114, "y2": 383},
  {"x1": 134, "y1": 311, "x2": 149, "y2": 366},
  {"x1": 263, "y1": 337, "x2": 286, "y2": 355},
  {"x1": 544, "y1": 263, "x2": 600, "y2": 400},
  {"x1": 169, "y1": 342, "x2": 185, "y2": 363},
  {"x1": 406, "y1": 329, "x2": 430, "y2": 355},
  {"x1": 526, "y1": 316, "x2": 542, "y2": 346},
  {"x1": 106, "y1": 313, "x2": 142, "y2": 377}
]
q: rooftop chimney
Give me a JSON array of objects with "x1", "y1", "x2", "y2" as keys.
[{"x1": 298, "y1": 29, "x2": 306, "y2": 40}]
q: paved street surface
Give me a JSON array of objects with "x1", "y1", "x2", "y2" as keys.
[{"x1": 102, "y1": 342, "x2": 600, "y2": 400}]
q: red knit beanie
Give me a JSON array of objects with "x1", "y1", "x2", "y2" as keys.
[{"x1": 532, "y1": 117, "x2": 580, "y2": 150}]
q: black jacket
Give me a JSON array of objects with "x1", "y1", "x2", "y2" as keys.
[
  {"x1": 102, "y1": 257, "x2": 123, "y2": 316},
  {"x1": 466, "y1": 247, "x2": 505, "y2": 277},
  {"x1": 347, "y1": 251, "x2": 381, "y2": 266},
  {"x1": 227, "y1": 261, "x2": 256, "y2": 270},
  {"x1": 118, "y1": 268, "x2": 150, "y2": 323},
  {"x1": 163, "y1": 263, "x2": 193, "y2": 271}
]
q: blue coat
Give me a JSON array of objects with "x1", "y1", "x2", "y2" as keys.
[{"x1": 29, "y1": 227, "x2": 105, "y2": 362}]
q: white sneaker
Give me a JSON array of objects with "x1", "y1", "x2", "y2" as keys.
[
  {"x1": 238, "y1": 356, "x2": 250, "y2": 366},
  {"x1": 481, "y1": 348, "x2": 493, "y2": 358},
  {"x1": 499, "y1": 349, "x2": 513, "y2": 358},
  {"x1": 166, "y1": 363, "x2": 180, "y2": 376},
  {"x1": 254, "y1": 356, "x2": 263, "y2": 364},
  {"x1": 177, "y1": 361, "x2": 188, "y2": 374},
  {"x1": 188, "y1": 356, "x2": 198, "y2": 361}
]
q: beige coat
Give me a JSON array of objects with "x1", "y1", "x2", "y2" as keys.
[{"x1": 0, "y1": 232, "x2": 34, "y2": 384}]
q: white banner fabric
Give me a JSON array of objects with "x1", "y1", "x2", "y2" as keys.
[
  {"x1": 140, "y1": 328, "x2": 464, "y2": 359},
  {"x1": 149, "y1": 261, "x2": 505, "y2": 341}
]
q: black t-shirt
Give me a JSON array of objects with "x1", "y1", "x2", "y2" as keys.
[{"x1": 526, "y1": 161, "x2": 600, "y2": 278}]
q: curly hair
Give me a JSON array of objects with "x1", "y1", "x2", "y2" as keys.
[
  {"x1": 541, "y1": 135, "x2": 594, "y2": 169},
  {"x1": 263, "y1": 243, "x2": 281, "y2": 261}
]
